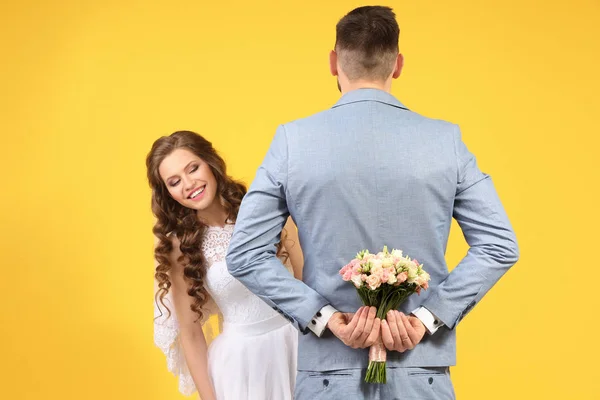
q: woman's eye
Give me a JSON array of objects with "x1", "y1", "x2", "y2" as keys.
[
  {"x1": 169, "y1": 180, "x2": 180, "y2": 187},
  {"x1": 190, "y1": 165, "x2": 198, "y2": 173}
]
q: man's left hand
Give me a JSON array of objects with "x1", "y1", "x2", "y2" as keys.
[{"x1": 381, "y1": 310, "x2": 426, "y2": 352}]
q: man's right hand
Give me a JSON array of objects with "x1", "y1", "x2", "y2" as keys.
[{"x1": 327, "y1": 306, "x2": 381, "y2": 349}]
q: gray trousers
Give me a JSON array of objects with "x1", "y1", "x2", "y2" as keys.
[{"x1": 295, "y1": 367, "x2": 455, "y2": 400}]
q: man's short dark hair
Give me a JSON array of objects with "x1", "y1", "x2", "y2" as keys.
[{"x1": 335, "y1": 6, "x2": 399, "y2": 81}]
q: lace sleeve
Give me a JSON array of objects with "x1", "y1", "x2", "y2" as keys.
[{"x1": 153, "y1": 287, "x2": 222, "y2": 396}]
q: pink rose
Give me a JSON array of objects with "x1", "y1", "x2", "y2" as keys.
[
  {"x1": 342, "y1": 269, "x2": 353, "y2": 281},
  {"x1": 339, "y1": 263, "x2": 352, "y2": 275},
  {"x1": 415, "y1": 273, "x2": 430, "y2": 288},
  {"x1": 366, "y1": 274, "x2": 381, "y2": 290},
  {"x1": 396, "y1": 272, "x2": 408, "y2": 283},
  {"x1": 381, "y1": 269, "x2": 390, "y2": 283}
]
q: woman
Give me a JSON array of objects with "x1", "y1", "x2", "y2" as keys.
[{"x1": 148, "y1": 131, "x2": 302, "y2": 399}]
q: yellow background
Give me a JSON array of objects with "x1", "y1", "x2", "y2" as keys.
[{"x1": 2, "y1": 0, "x2": 599, "y2": 399}]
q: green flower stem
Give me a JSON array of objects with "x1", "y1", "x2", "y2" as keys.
[
  {"x1": 365, "y1": 361, "x2": 386, "y2": 383},
  {"x1": 357, "y1": 284, "x2": 418, "y2": 384}
]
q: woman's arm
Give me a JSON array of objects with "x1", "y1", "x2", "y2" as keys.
[
  {"x1": 282, "y1": 217, "x2": 304, "y2": 280},
  {"x1": 168, "y1": 237, "x2": 217, "y2": 400}
]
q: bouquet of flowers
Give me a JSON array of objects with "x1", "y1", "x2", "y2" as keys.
[{"x1": 339, "y1": 246, "x2": 430, "y2": 384}]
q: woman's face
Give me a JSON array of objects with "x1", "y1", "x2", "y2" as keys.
[{"x1": 158, "y1": 148, "x2": 219, "y2": 212}]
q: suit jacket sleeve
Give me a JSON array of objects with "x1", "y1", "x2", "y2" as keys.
[
  {"x1": 421, "y1": 125, "x2": 520, "y2": 329},
  {"x1": 226, "y1": 125, "x2": 330, "y2": 332}
]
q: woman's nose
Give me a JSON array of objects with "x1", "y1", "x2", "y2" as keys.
[{"x1": 182, "y1": 175, "x2": 195, "y2": 191}]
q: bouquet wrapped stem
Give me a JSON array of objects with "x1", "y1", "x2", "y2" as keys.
[
  {"x1": 359, "y1": 285, "x2": 413, "y2": 383},
  {"x1": 339, "y1": 246, "x2": 430, "y2": 384}
]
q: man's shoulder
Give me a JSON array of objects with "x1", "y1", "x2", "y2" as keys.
[
  {"x1": 393, "y1": 107, "x2": 458, "y2": 132},
  {"x1": 280, "y1": 106, "x2": 458, "y2": 136},
  {"x1": 279, "y1": 108, "x2": 333, "y2": 131}
]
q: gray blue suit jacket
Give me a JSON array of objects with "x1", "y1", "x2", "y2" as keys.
[{"x1": 226, "y1": 88, "x2": 519, "y2": 371}]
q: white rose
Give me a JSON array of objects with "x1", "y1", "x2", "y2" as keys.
[
  {"x1": 391, "y1": 249, "x2": 403, "y2": 258},
  {"x1": 382, "y1": 257, "x2": 394, "y2": 268},
  {"x1": 371, "y1": 265, "x2": 383, "y2": 277},
  {"x1": 396, "y1": 258, "x2": 408, "y2": 268},
  {"x1": 407, "y1": 262, "x2": 419, "y2": 283},
  {"x1": 387, "y1": 272, "x2": 398, "y2": 285},
  {"x1": 351, "y1": 274, "x2": 364, "y2": 288}
]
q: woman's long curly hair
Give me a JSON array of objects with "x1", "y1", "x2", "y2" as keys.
[{"x1": 147, "y1": 131, "x2": 248, "y2": 322}]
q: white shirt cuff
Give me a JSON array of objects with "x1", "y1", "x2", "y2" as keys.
[
  {"x1": 411, "y1": 306, "x2": 444, "y2": 335},
  {"x1": 307, "y1": 305, "x2": 338, "y2": 337}
]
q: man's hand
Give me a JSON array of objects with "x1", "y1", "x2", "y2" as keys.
[
  {"x1": 381, "y1": 310, "x2": 426, "y2": 352},
  {"x1": 327, "y1": 306, "x2": 381, "y2": 349}
]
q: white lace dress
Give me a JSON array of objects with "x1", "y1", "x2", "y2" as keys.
[{"x1": 154, "y1": 223, "x2": 298, "y2": 399}]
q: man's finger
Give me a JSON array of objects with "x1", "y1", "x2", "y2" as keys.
[
  {"x1": 387, "y1": 311, "x2": 402, "y2": 351},
  {"x1": 349, "y1": 307, "x2": 369, "y2": 344},
  {"x1": 381, "y1": 319, "x2": 394, "y2": 350},
  {"x1": 360, "y1": 307, "x2": 377, "y2": 343},
  {"x1": 402, "y1": 313, "x2": 421, "y2": 345},
  {"x1": 365, "y1": 318, "x2": 381, "y2": 347},
  {"x1": 345, "y1": 307, "x2": 363, "y2": 333},
  {"x1": 344, "y1": 307, "x2": 365, "y2": 346},
  {"x1": 396, "y1": 311, "x2": 413, "y2": 349},
  {"x1": 342, "y1": 312, "x2": 355, "y2": 324}
]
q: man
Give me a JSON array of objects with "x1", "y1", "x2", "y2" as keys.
[{"x1": 227, "y1": 6, "x2": 518, "y2": 399}]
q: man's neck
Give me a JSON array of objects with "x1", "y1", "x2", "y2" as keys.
[{"x1": 340, "y1": 80, "x2": 392, "y2": 96}]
